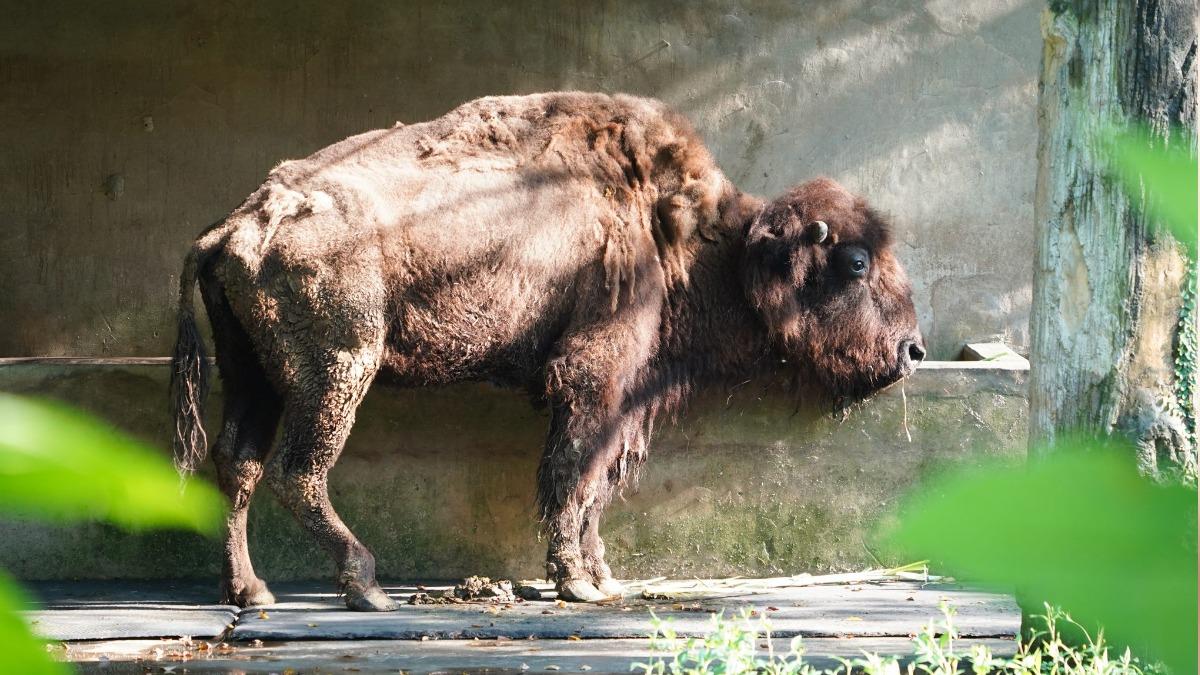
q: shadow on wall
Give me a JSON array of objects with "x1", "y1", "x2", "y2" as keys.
[{"x1": 0, "y1": 0, "x2": 1039, "y2": 359}]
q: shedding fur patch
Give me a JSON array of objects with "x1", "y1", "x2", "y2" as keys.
[{"x1": 259, "y1": 184, "x2": 335, "y2": 252}]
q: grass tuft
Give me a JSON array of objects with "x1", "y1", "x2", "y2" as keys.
[{"x1": 633, "y1": 602, "x2": 1164, "y2": 675}]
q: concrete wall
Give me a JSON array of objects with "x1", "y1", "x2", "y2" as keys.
[
  {"x1": 0, "y1": 360, "x2": 1027, "y2": 581},
  {"x1": 0, "y1": 0, "x2": 1039, "y2": 359}
]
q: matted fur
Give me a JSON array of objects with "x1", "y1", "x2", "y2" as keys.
[{"x1": 170, "y1": 92, "x2": 921, "y2": 608}]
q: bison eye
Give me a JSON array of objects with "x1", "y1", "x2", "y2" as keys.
[{"x1": 835, "y1": 246, "x2": 870, "y2": 279}]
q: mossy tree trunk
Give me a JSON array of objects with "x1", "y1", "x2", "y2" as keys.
[{"x1": 1030, "y1": 0, "x2": 1196, "y2": 477}]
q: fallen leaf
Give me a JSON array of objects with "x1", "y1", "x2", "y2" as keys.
[
  {"x1": 257, "y1": 610, "x2": 270, "y2": 620},
  {"x1": 567, "y1": 635, "x2": 582, "y2": 641}
]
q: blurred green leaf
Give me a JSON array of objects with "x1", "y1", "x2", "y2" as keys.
[
  {"x1": 0, "y1": 393, "x2": 224, "y2": 533},
  {"x1": 1104, "y1": 125, "x2": 1197, "y2": 257},
  {"x1": 0, "y1": 570, "x2": 68, "y2": 675},
  {"x1": 880, "y1": 439, "x2": 1197, "y2": 674}
]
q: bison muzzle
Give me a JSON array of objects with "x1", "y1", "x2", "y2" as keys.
[{"x1": 170, "y1": 92, "x2": 923, "y2": 611}]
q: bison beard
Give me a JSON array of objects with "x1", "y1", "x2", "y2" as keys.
[{"x1": 170, "y1": 92, "x2": 922, "y2": 610}]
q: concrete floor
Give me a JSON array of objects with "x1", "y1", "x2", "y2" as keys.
[{"x1": 27, "y1": 579, "x2": 1019, "y2": 673}]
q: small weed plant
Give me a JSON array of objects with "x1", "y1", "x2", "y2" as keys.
[{"x1": 633, "y1": 602, "x2": 1161, "y2": 675}]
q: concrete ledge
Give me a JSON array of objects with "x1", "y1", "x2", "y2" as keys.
[{"x1": 0, "y1": 359, "x2": 1027, "y2": 582}]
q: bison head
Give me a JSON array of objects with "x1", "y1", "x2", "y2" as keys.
[{"x1": 742, "y1": 178, "x2": 923, "y2": 402}]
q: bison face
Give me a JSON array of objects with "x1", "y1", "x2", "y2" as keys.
[{"x1": 742, "y1": 178, "x2": 923, "y2": 402}]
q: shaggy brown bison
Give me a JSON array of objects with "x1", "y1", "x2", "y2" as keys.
[{"x1": 171, "y1": 92, "x2": 923, "y2": 612}]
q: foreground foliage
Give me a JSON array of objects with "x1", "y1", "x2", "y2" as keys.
[
  {"x1": 1103, "y1": 125, "x2": 1197, "y2": 258},
  {"x1": 634, "y1": 602, "x2": 1161, "y2": 675},
  {"x1": 879, "y1": 441, "x2": 1196, "y2": 674},
  {"x1": 0, "y1": 394, "x2": 224, "y2": 674}
]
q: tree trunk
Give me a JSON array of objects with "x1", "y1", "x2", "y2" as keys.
[{"x1": 1030, "y1": 0, "x2": 1197, "y2": 478}]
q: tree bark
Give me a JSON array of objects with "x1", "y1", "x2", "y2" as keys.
[{"x1": 1030, "y1": 0, "x2": 1197, "y2": 478}]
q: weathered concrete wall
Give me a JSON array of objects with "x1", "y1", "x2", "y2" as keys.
[
  {"x1": 0, "y1": 360, "x2": 1026, "y2": 581},
  {"x1": 0, "y1": 0, "x2": 1039, "y2": 359}
]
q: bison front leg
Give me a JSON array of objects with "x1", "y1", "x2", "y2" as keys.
[
  {"x1": 579, "y1": 491, "x2": 623, "y2": 597},
  {"x1": 538, "y1": 404, "x2": 618, "y2": 603},
  {"x1": 538, "y1": 328, "x2": 657, "y2": 601},
  {"x1": 578, "y1": 409, "x2": 648, "y2": 599}
]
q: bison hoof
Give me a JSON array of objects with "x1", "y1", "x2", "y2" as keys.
[
  {"x1": 221, "y1": 580, "x2": 276, "y2": 608},
  {"x1": 344, "y1": 582, "x2": 400, "y2": 612},
  {"x1": 557, "y1": 578, "x2": 609, "y2": 603},
  {"x1": 595, "y1": 577, "x2": 625, "y2": 598}
]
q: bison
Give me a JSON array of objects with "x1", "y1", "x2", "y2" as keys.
[{"x1": 170, "y1": 92, "x2": 923, "y2": 612}]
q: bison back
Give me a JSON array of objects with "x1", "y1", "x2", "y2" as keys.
[{"x1": 217, "y1": 92, "x2": 731, "y2": 387}]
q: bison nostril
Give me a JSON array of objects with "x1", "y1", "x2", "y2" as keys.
[
  {"x1": 908, "y1": 342, "x2": 925, "y2": 363},
  {"x1": 900, "y1": 340, "x2": 925, "y2": 366}
]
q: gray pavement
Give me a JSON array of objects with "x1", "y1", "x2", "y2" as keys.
[{"x1": 26, "y1": 579, "x2": 1020, "y2": 673}]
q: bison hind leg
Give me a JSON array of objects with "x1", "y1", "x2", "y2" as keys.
[
  {"x1": 212, "y1": 394, "x2": 280, "y2": 608},
  {"x1": 201, "y1": 272, "x2": 282, "y2": 608},
  {"x1": 264, "y1": 346, "x2": 398, "y2": 612}
]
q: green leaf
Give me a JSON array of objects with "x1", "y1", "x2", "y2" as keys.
[
  {"x1": 880, "y1": 439, "x2": 1197, "y2": 674},
  {"x1": 0, "y1": 570, "x2": 69, "y2": 675},
  {"x1": 0, "y1": 393, "x2": 224, "y2": 533},
  {"x1": 1103, "y1": 124, "x2": 1197, "y2": 257}
]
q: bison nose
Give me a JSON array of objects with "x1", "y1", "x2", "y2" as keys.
[{"x1": 899, "y1": 339, "x2": 925, "y2": 373}]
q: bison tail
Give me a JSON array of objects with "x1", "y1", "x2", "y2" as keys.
[{"x1": 170, "y1": 229, "x2": 224, "y2": 475}]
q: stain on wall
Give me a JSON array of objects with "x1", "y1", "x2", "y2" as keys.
[{"x1": 0, "y1": 0, "x2": 1039, "y2": 358}]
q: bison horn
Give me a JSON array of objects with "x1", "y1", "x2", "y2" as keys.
[{"x1": 808, "y1": 220, "x2": 829, "y2": 243}]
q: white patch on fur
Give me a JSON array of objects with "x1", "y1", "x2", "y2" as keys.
[{"x1": 259, "y1": 184, "x2": 335, "y2": 252}]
